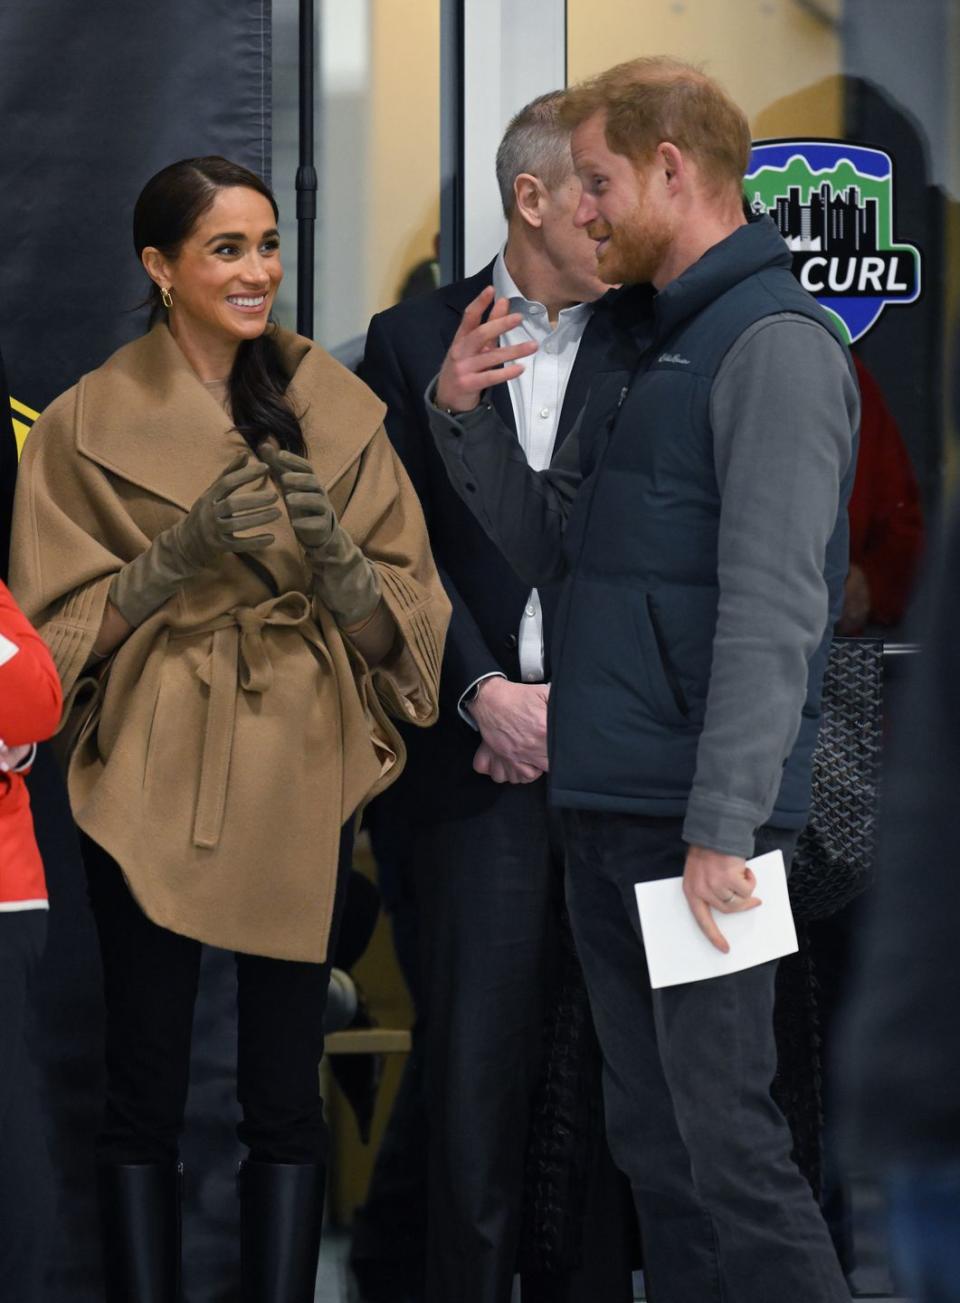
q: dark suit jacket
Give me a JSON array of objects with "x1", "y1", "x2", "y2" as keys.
[{"x1": 360, "y1": 260, "x2": 615, "y2": 822}]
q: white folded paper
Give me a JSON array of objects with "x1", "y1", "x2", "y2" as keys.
[{"x1": 634, "y1": 850, "x2": 798, "y2": 989}]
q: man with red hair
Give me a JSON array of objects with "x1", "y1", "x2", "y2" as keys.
[{"x1": 429, "y1": 56, "x2": 856, "y2": 1303}]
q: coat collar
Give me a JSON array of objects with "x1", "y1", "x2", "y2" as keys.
[
  {"x1": 440, "y1": 260, "x2": 496, "y2": 316},
  {"x1": 590, "y1": 219, "x2": 791, "y2": 355},
  {"x1": 76, "y1": 323, "x2": 385, "y2": 511}
]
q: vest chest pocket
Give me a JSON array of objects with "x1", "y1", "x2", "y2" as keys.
[{"x1": 608, "y1": 372, "x2": 706, "y2": 483}]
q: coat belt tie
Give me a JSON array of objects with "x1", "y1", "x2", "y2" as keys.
[{"x1": 191, "y1": 592, "x2": 321, "y2": 850}]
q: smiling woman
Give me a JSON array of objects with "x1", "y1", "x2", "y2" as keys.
[{"x1": 8, "y1": 154, "x2": 450, "y2": 1301}]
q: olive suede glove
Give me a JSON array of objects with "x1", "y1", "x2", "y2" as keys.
[
  {"x1": 109, "y1": 453, "x2": 281, "y2": 627},
  {"x1": 260, "y1": 445, "x2": 381, "y2": 629}
]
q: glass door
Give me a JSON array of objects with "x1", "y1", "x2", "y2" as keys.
[{"x1": 568, "y1": 0, "x2": 960, "y2": 634}]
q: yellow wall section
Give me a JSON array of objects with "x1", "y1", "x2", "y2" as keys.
[
  {"x1": 567, "y1": 0, "x2": 842, "y2": 138},
  {"x1": 369, "y1": 0, "x2": 441, "y2": 315},
  {"x1": 11, "y1": 397, "x2": 38, "y2": 457}
]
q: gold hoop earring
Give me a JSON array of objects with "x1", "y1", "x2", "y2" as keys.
[{"x1": 160, "y1": 286, "x2": 174, "y2": 309}]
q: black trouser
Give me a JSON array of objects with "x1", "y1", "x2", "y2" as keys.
[
  {"x1": 81, "y1": 829, "x2": 352, "y2": 1166},
  {"x1": 416, "y1": 781, "x2": 632, "y2": 1303},
  {"x1": 563, "y1": 811, "x2": 850, "y2": 1303},
  {"x1": 0, "y1": 910, "x2": 53, "y2": 1303}
]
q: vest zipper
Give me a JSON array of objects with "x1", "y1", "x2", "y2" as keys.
[
  {"x1": 549, "y1": 340, "x2": 663, "y2": 778},
  {"x1": 547, "y1": 390, "x2": 631, "y2": 779}
]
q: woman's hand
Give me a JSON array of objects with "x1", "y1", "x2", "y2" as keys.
[
  {"x1": 176, "y1": 452, "x2": 281, "y2": 567},
  {"x1": 259, "y1": 446, "x2": 337, "y2": 561},
  {"x1": 260, "y1": 445, "x2": 381, "y2": 628},
  {"x1": 110, "y1": 453, "x2": 281, "y2": 629}
]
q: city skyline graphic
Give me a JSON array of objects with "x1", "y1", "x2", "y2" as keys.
[
  {"x1": 751, "y1": 181, "x2": 880, "y2": 255},
  {"x1": 746, "y1": 140, "x2": 922, "y2": 343}
]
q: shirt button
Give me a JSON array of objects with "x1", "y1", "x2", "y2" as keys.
[
  {"x1": 543, "y1": 341, "x2": 555, "y2": 354},
  {"x1": 524, "y1": 671, "x2": 538, "y2": 682},
  {"x1": 524, "y1": 604, "x2": 536, "y2": 617},
  {"x1": 539, "y1": 407, "x2": 550, "y2": 419}
]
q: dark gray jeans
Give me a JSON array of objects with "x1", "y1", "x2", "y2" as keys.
[{"x1": 562, "y1": 811, "x2": 849, "y2": 1303}]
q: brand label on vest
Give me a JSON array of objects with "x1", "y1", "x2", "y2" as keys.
[
  {"x1": 658, "y1": 353, "x2": 691, "y2": 365},
  {"x1": 745, "y1": 139, "x2": 922, "y2": 344}
]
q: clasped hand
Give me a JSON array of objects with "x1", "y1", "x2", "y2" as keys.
[
  {"x1": 259, "y1": 444, "x2": 380, "y2": 629},
  {"x1": 258, "y1": 445, "x2": 337, "y2": 563},
  {"x1": 469, "y1": 678, "x2": 549, "y2": 785},
  {"x1": 179, "y1": 452, "x2": 281, "y2": 566}
]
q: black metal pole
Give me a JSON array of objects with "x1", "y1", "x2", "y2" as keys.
[
  {"x1": 296, "y1": 0, "x2": 317, "y2": 339},
  {"x1": 438, "y1": 0, "x2": 464, "y2": 286}
]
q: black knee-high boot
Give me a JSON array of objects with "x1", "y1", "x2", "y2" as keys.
[
  {"x1": 239, "y1": 1160, "x2": 325, "y2": 1302},
  {"x1": 97, "y1": 1161, "x2": 182, "y2": 1303}
]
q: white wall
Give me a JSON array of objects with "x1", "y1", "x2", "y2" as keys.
[{"x1": 461, "y1": 0, "x2": 566, "y2": 274}]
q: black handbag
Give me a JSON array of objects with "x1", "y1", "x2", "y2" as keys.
[
  {"x1": 518, "y1": 906, "x2": 605, "y2": 1276},
  {"x1": 789, "y1": 637, "x2": 884, "y2": 923}
]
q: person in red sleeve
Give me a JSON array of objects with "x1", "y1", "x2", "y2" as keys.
[
  {"x1": 0, "y1": 576, "x2": 63, "y2": 1303},
  {"x1": 839, "y1": 355, "x2": 925, "y2": 634}
]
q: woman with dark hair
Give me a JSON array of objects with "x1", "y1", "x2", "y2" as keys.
[{"x1": 9, "y1": 156, "x2": 449, "y2": 1302}]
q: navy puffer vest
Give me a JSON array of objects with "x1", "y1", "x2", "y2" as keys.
[{"x1": 547, "y1": 217, "x2": 853, "y2": 827}]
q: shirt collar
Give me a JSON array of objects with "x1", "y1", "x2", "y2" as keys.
[{"x1": 492, "y1": 248, "x2": 593, "y2": 329}]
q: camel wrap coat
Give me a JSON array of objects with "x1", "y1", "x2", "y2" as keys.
[{"x1": 10, "y1": 323, "x2": 450, "y2": 962}]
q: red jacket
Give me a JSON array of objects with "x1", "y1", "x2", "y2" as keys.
[
  {"x1": 848, "y1": 356, "x2": 925, "y2": 627},
  {"x1": 0, "y1": 578, "x2": 62, "y2": 910}
]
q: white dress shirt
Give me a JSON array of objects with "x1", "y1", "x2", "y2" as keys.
[{"x1": 459, "y1": 250, "x2": 592, "y2": 721}]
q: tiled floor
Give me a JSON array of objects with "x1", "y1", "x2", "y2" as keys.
[
  {"x1": 314, "y1": 1231, "x2": 910, "y2": 1303},
  {"x1": 313, "y1": 1236, "x2": 652, "y2": 1301}
]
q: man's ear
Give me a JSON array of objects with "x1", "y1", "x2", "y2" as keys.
[
  {"x1": 657, "y1": 142, "x2": 686, "y2": 193},
  {"x1": 513, "y1": 173, "x2": 547, "y2": 229}
]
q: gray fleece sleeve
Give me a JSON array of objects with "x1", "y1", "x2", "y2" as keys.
[
  {"x1": 425, "y1": 379, "x2": 583, "y2": 587},
  {"x1": 682, "y1": 314, "x2": 860, "y2": 857}
]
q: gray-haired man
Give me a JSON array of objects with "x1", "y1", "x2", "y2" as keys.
[{"x1": 357, "y1": 93, "x2": 634, "y2": 1303}]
